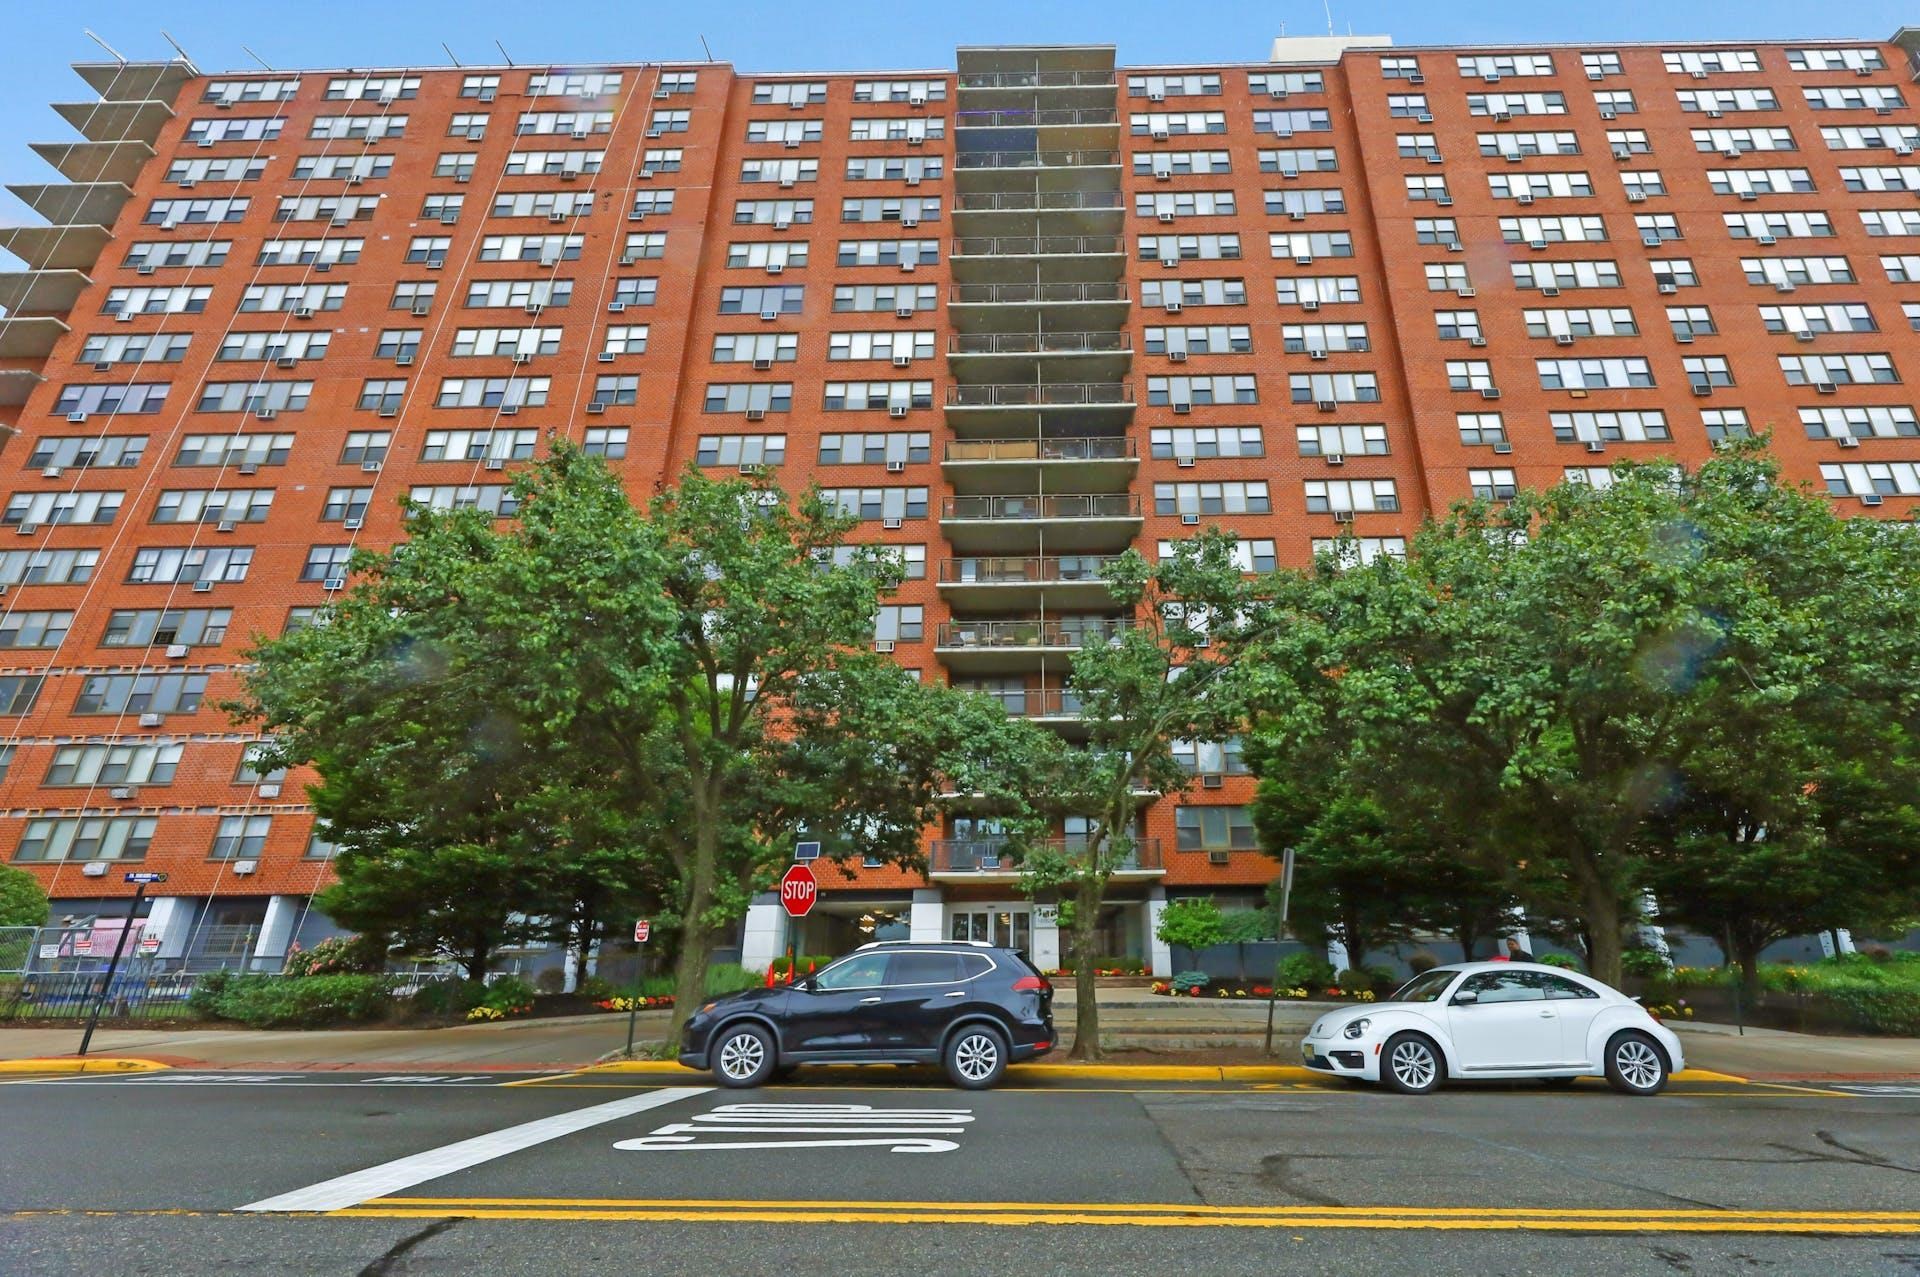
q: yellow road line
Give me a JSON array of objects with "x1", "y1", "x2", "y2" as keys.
[
  {"x1": 323, "y1": 1205, "x2": 1920, "y2": 1233},
  {"x1": 0, "y1": 1058, "x2": 168, "y2": 1074}
]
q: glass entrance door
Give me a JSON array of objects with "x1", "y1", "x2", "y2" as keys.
[{"x1": 950, "y1": 907, "x2": 1032, "y2": 955}]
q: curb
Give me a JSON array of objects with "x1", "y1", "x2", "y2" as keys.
[
  {"x1": 577, "y1": 1061, "x2": 1755, "y2": 1083},
  {"x1": 0, "y1": 1057, "x2": 170, "y2": 1074}
]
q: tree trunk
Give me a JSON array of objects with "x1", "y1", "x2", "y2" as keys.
[
  {"x1": 1578, "y1": 880, "x2": 1625, "y2": 987},
  {"x1": 1068, "y1": 882, "x2": 1102, "y2": 1061},
  {"x1": 1452, "y1": 916, "x2": 1482, "y2": 965},
  {"x1": 463, "y1": 937, "x2": 491, "y2": 983},
  {"x1": 1731, "y1": 932, "x2": 1764, "y2": 1004},
  {"x1": 665, "y1": 813, "x2": 720, "y2": 1047}
]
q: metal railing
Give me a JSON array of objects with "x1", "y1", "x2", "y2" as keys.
[
  {"x1": 940, "y1": 554, "x2": 1124, "y2": 585},
  {"x1": 929, "y1": 837, "x2": 1162, "y2": 873},
  {"x1": 950, "y1": 331, "x2": 1130, "y2": 356},
  {"x1": 953, "y1": 191, "x2": 1125, "y2": 213},
  {"x1": 946, "y1": 382, "x2": 1132, "y2": 408},
  {"x1": 1, "y1": 969, "x2": 201, "y2": 1022},
  {"x1": 963, "y1": 687, "x2": 1086, "y2": 719},
  {"x1": 957, "y1": 71, "x2": 1119, "y2": 89},
  {"x1": 944, "y1": 437, "x2": 1134, "y2": 462},
  {"x1": 944, "y1": 494, "x2": 1140, "y2": 521},
  {"x1": 951, "y1": 282, "x2": 1128, "y2": 304},
  {"x1": 956, "y1": 107, "x2": 1121, "y2": 128},
  {"x1": 953, "y1": 234, "x2": 1124, "y2": 256},
  {"x1": 955, "y1": 149, "x2": 1122, "y2": 170},
  {"x1": 936, "y1": 617, "x2": 1137, "y2": 649}
]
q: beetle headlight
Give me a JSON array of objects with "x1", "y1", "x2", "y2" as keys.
[{"x1": 1342, "y1": 1017, "x2": 1371, "y2": 1039}]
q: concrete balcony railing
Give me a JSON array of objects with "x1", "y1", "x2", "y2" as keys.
[
  {"x1": 956, "y1": 70, "x2": 1118, "y2": 89},
  {"x1": 946, "y1": 382, "x2": 1132, "y2": 409},
  {"x1": 953, "y1": 191, "x2": 1124, "y2": 213},
  {"x1": 956, "y1": 107, "x2": 1120, "y2": 128},
  {"x1": 944, "y1": 493, "x2": 1139, "y2": 521},
  {"x1": 950, "y1": 331, "x2": 1130, "y2": 356},
  {"x1": 935, "y1": 616, "x2": 1136, "y2": 650},
  {"x1": 939, "y1": 554, "x2": 1125, "y2": 586},
  {"x1": 953, "y1": 234, "x2": 1123, "y2": 256},
  {"x1": 955, "y1": 149, "x2": 1122, "y2": 170},
  {"x1": 929, "y1": 837, "x2": 1162, "y2": 874},
  {"x1": 944, "y1": 436, "x2": 1134, "y2": 463},
  {"x1": 951, "y1": 282, "x2": 1128, "y2": 305}
]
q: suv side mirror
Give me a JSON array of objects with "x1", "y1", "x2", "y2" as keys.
[{"x1": 1451, "y1": 989, "x2": 1479, "y2": 1006}]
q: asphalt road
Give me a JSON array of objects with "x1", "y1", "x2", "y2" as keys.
[{"x1": 4, "y1": 1068, "x2": 1920, "y2": 1276}]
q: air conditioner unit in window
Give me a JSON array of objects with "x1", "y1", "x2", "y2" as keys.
[
  {"x1": 1814, "y1": 381, "x2": 1838, "y2": 395},
  {"x1": 895, "y1": 306, "x2": 916, "y2": 319},
  {"x1": 892, "y1": 353, "x2": 913, "y2": 367},
  {"x1": 215, "y1": 518, "x2": 237, "y2": 532},
  {"x1": 512, "y1": 351, "x2": 534, "y2": 365},
  {"x1": 293, "y1": 307, "x2": 314, "y2": 320},
  {"x1": 139, "y1": 712, "x2": 164, "y2": 727},
  {"x1": 499, "y1": 404, "x2": 520, "y2": 415},
  {"x1": 41, "y1": 465, "x2": 62, "y2": 479},
  {"x1": 1676, "y1": 330, "x2": 1695, "y2": 344},
  {"x1": 228, "y1": 859, "x2": 258, "y2": 876},
  {"x1": 1794, "y1": 329, "x2": 1817, "y2": 343},
  {"x1": 1332, "y1": 509, "x2": 1355, "y2": 523},
  {"x1": 254, "y1": 409, "x2": 277, "y2": 422},
  {"x1": 109, "y1": 784, "x2": 137, "y2": 800},
  {"x1": 1289, "y1": 210, "x2": 1307, "y2": 221},
  {"x1": 1627, "y1": 191, "x2": 1647, "y2": 204},
  {"x1": 1612, "y1": 145, "x2": 1632, "y2": 160},
  {"x1": 752, "y1": 356, "x2": 774, "y2": 370},
  {"x1": 873, "y1": 639, "x2": 896, "y2": 653},
  {"x1": 82, "y1": 861, "x2": 109, "y2": 878},
  {"x1": 1541, "y1": 286, "x2": 1560, "y2": 297},
  {"x1": 1469, "y1": 335, "x2": 1488, "y2": 347},
  {"x1": 1323, "y1": 453, "x2": 1346, "y2": 467},
  {"x1": 1492, "y1": 111, "x2": 1512, "y2": 123},
  {"x1": 1836, "y1": 434, "x2": 1860, "y2": 448},
  {"x1": 1692, "y1": 383, "x2": 1715, "y2": 397},
  {"x1": 1158, "y1": 211, "x2": 1176, "y2": 224},
  {"x1": 1436, "y1": 194, "x2": 1454, "y2": 206},
  {"x1": 1416, "y1": 113, "x2": 1434, "y2": 124},
  {"x1": 882, "y1": 516, "x2": 904, "y2": 529},
  {"x1": 759, "y1": 308, "x2": 781, "y2": 321},
  {"x1": 745, "y1": 408, "x2": 767, "y2": 421},
  {"x1": 900, "y1": 217, "x2": 919, "y2": 228},
  {"x1": 1776, "y1": 281, "x2": 1796, "y2": 293},
  {"x1": 1599, "y1": 109, "x2": 1617, "y2": 121},
  {"x1": 1516, "y1": 194, "x2": 1535, "y2": 206},
  {"x1": 238, "y1": 461, "x2": 259, "y2": 475},
  {"x1": 1658, "y1": 282, "x2": 1679, "y2": 294},
  {"x1": 1181, "y1": 512, "x2": 1201, "y2": 525},
  {"x1": 343, "y1": 515, "x2": 364, "y2": 530},
  {"x1": 66, "y1": 411, "x2": 88, "y2": 424},
  {"x1": 93, "y1": 360, "x2": 114, "y2": 372},
  {"x1": 586, "y1": 402, "x2": 606, "y2": 414},
  {"x1": 1298, "y1": 298, "x2": 1318, "y2": 312},
  {"x1": 362, "y1": 460, "x2": 383, "y2": 473},
  {"x1": 1862, "y1": 492, "x2": 1884, "y2": 506},
  {"x1": 485, "y1": 457, "x2": 506, "y2": 471},
  {"x1": 1175, "y1": 455, "x2": 1196, "y2": 468},
  {"x1": 115, "y1": 309, "x2": 135, "y2": 322},
  {"x1": 1706, "y1": 110, "x2": 1724, "y2": 120},
  {"x1": 1528, "y1": 239, "x2": 1549, "y2": 251},
  {"x1": 1586, "y1": 439, "x2": 1607, "y2": 454},
  {"x1": 1150, "y1": 128, "x2": 1171, "y2": 141},
  {"x1": 136, "y1": 262, "x2": 157, "y2": 276},
  {"x1": 1147, "y1": 90, "x2": 1165, "y2": 103},
  {"x1": 1480, "y1": 387, "x2": 1502, "y2": 400},
  {"x1": 1554, "y1": 333, "x2": 1575, "y2": 346},
  {"x1": 276, "y1": 355, "x2": 299, "y2": 369},
  {"x1": 192, "y1": 578, "x2": 215, "y2": 592},
  {"x1": 1308, "y1": 348, "x2": 1328, "y2": 361}
]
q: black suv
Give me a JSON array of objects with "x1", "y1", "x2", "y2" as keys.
[{"x1": 678, "y1": 942, "x2": 1055, "y2": 1089}]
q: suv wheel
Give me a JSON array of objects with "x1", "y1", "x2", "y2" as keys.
[
  {"x1": 712, "y1": 1023, "x2": 776, "y2": 1088},
  {"x1": 944, "y1": 1024, "x2": 1008, "y2": 1090}
]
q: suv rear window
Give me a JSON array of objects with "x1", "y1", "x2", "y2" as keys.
[
  {"x1": 958, "y1": 952, "x2": 996, "y2": 980},
  {"x1": 887, "y1": 952, "x2": 963, "y2": 985}
]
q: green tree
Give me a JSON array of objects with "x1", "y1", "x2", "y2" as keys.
[
  {"x1": 0, "y1": 863, "x2": 49, "y2": 928},
  {"x1": 1002, "y1": 531, "x2": 1275, "y2": 1059},
  {"x1": 1155, "y1": 897, "x2": 1226, "y2": 954},
  {"x1": 1247, "y1": 442, "x2": 1920, "y2": 985}
]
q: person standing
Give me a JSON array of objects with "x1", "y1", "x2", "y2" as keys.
[{"x1": 1505, "y1": 937, "x2": 1534, "y2": 963}]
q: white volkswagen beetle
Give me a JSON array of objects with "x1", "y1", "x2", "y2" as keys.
[{"x1": 1299, "y1": 962, "x2": 1685, "y2": 1095}]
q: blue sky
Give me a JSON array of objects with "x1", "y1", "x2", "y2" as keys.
[{"x1": 1, "y1": 0, "x2": 1913, "y2": 233}]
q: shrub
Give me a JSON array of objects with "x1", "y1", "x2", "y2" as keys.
[
  {"x1": 534, "y1": 968, "x2": 567, "y2": 995},
  {"x1": 1537, "y1": 953, "x2": 1580, "y2": 971},
  {"x1": 1276, "y1": 952, "x2": 1336, "y2": 991},
  {"x1": 409, "y1": 978, "x2": 488, "y2": 1018},
  {"x1": 1620, "y1": 948, "x2": 1669, "y2": 978},
  {"x1": 187, "y1": 969, "x2": 233, "y2": 1018},
  {"x1": 767, "y1": 954, "x2": 836, "y2": 978},
  {"x1": 1860, "y1": 945, "x2": 1893, "y2": 963},
  {"x1": 478, "y1": 975, "x2": 537, "y2": 1016},
  {"x1": 1407, "y1": 950, "x2": 1440, "y2": 975},
  {"x1": 1170, "y1": 970, "x2": 1210, "y2": 993},
  {"x1": 1155, "y1": 898, "x2": 1226, "y2": 952},
  {"x1": 201, "y1": 973, "x2": 396, "y2": 1028},
  {"x1": 282, "y1": 934, "x2": 386, "y2": 977},
  {"x1": 576, "y1": 974, "x2": 617, "y2": 1001}
]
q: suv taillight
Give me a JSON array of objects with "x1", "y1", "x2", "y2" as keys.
[{"x1": 1012, "y1": 975, "x2": 1049, "y2": 993}]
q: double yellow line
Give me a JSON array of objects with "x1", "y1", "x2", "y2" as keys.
[{"x1": 333, "y1": 1197, "x2": 1920, "y2": 1234}]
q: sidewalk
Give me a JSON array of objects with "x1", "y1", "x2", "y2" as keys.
[{"x1": 1, "y1": 1004, "x2": 1911, "y2": 1078}]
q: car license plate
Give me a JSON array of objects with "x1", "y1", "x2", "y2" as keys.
[{"x1": 1301, "y1": 1044, "x2": 1317, "y2": 1063}]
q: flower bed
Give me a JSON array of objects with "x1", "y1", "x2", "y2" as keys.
[
  {"x1": 1151, "y1": 976, "x2": 1376, "y2": 1001},
  {"x1": 594, "y1": 995, "x2": 676, "y2": 1013}
]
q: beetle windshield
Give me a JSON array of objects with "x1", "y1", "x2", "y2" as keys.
[{"x1": 1389, "y1": 969, "x2": 1460, "y2": 1003}]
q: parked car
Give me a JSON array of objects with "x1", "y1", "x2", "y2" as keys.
[
  {"x1": 1298, "y1": 962, "x2": 1685, "y2": 1095},
  {"x1": 678, "y1": 941, "x2": 1055, "y2": 1090}
]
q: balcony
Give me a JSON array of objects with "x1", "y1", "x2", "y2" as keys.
[
  {"x1": 951, "y1": 188, "x2": 1124, "y2": 236},
  {"x1": 0, "y1": 224, "x2": 113, "y2": 271},
  {"x1": 71, "y1": 60, "x2": 197, "y2": 102},
  {"x1": 949, "y1": 281, "x2": 1130, "y2": 341},
  {"x1": 30, "y1": 140, "x2": 156, "y2": 185},
  {"x1": 965, "y1": 686, "x2": 1087, "y2": 725},
  {"x1": 954, "y1": 148, "x2": 1120, "y2": 171},
  {"x1": 7, "y1": 182, "x2": 132, "y2": 228},
  {"x1": 943, "y1": 436, "x2": 1137, "y2": 493},
  {"x1": 955, "y1": 71, "x2": 1119, "y2": 90},
  {"x1": 939, "y1": 554, "x2": 1124, "y2": 608},
  {"x1": 944, "y1": 377, "x2": 1135, "y2": 431},
  {"x1": 941, "y1": 492, "x2": 1142, "y2": 554},
  {"x1": 936, "y1": 616, "x2": 1135, "y2": 672},
  {"x1": 951, "y1": 234, "x2": 1124, "y2": 285},
  {"x1": 956, "y1": 107, "x2": 1120, "y2": 128},
  {"x1": 51, "y1": 100, "x2": 174, "y2": 144},
  {"x1": 928, "y1": 837, "x2": 1162, "y2": 878},
  {"x1": 0, "y1": 270, "x2": 91, "y2": 314},
  {"x1": 948, "y1": 329, "x2": 1131, "y2": 380}
]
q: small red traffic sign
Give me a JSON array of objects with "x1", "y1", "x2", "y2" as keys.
[
  {"x1": 779, "y1": 863, "x2": 818, "y2": 918},
  {"x1": 633, "y1": 919, "x2": 651, "y2": 943}
]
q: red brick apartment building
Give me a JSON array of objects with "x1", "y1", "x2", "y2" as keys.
[{"x1": 1, "y1": 32, "x2": 1915, "y2": 975}]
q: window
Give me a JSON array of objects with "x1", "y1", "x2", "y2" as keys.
[
  {"x1": 592, "y1": 375, "x2": 641, "y2": 407},
  {"x1": 480, "y1": 234, "x2": 585, "y2": 263},
  {"x1": 422, "y1": 430, "x2": 538, "y2": 462},
  {"x1": 1760, "y1": 303, "x2": 1875, "y2": 335},
  {"x1": 1667, "y1": 306, "x2": 1716, "y2": 339},
  {"x1": 216, "y1": 330, "x2": 329, "y2": 362},
  {"x1": 736, "y1": 197, "x2": 814, "y2": 224},
  {"x1": 1478, "y1": 130, "x2": 1580, "y2": 159},
  {"x1": 1289, "y1": 372, "x2": 1379, "y2": 403},
  {"x1": 1175, "y1": 806, "x2": 1256, "y2": 851},
  {"x1": 203, "y1": 79, "x2": 299, "y2": 104},
  {"x1": 151, "y1": 488, "x2": 275, "y2": 524},
  {"x1": 823, "y1": 381, "x2": 933, "y2": 411},
  {"x1": 583, "y1": 427, "x2": 629, "y2": 458},
  {"x1": 698, "y1": 435, "x2": 789, "y2": 467},
  {"x1": 79, "y1": 332, "x2": 193, "y2": 365},
  {"x1": 326, "y1": 74, "x2": 420, "y2": 100},
  {"x1": 0, "y1": 675, "x2": 46, "y2": 715},
  {"x1": 73, "y1": 672, "x2": 207, "y2": 716},
  {"x1": 1552, "y1": 410, "x2": 1672, "y2": 443},
  {"x1": 841, "y1": 196, "x2": 941, "y2": 223},
  {"x1": 1274, "y1": 276, "x2": 1360, "y2": 305},
  {"x1": 1499, "y1": 214, "x2": 1608, "y2": 244},
  {"x1": 730, "y1": 240, "x2": 811, "y2": 269},
  {"x1": 465, "y1": 279, "x2": 572, "y2": 308},
  {"x1": 433, "y1": 377, "x2": 551, "y2": 408},
  {"x1": 3, "y1": 491, "x2": 123, "y2": 527},
  {"x1": 505, "y1": 150, "x2": 604, "y2": 176},
  {"x1": 1536, "y1": 355, "x2": 1658, "y2": 385},
  {"x1": 1161, "y1": 540, "x2": 1274, "y2": 574},
  {"x1": 1140, "y1": 278, "x2": 1248, "y2": 308},
  {"x1": 358, "y1": 379, "x2": 406, "y2": 414},
  {"x1": 1153, "y1": 482, "x2": 1271, "y2": 515},
  {"x1": 1466, "y1": 92, "x2": 1567, "y2": 116},
  {"x1": 1786, "y1": 48, "x2": 1885, "y2": 73},
  {"x1": 1488, "y1": 172, "x2": 1595, "y2": 200},
  {"x1": 1251, "y1": 109, "x2": 1332, "y2": 134},
  {"x1": 1744, "y1": 256, "x2": 1855, "y2": 287},
  {"x1": 105, "y1": 286, "x2": 212, "y2": 316},
  {"x1": 1456, "y1": 412, "x2": 1507, "y2": 446},
  {"x1": 1405, "y1": 174, "x2": 1450, "y2": 202},
  {"x1": 1725, "y1": 211, "x2": 1833, "y2": 239},
  {"x1": 340, "y1": 433, "x2": 390, "y2": 465},
  {"x1": 721, "y1": 285, "x2": 805, "y2": 314},
  {"x1": 1693, "y1": 126, "x2": 1797, "y2": 154},
  {"x1": 1425, "y1": 262, "x2": 1470, "y2": 292},
  {"x1": 1459, "y1": 53, "x2": 1556, "y2": 78},
  {"x1": 450, "y1": 327, "x2": 564, "y2": 357},
  {"x1": 174, "y1": 433, "x2": 293, "y2": 467},
  {"x1": 491, "y1": 190, "x2": 595, "y2": 218},
  {"x1": 604, "y1": 326, "x2": 650, "y2": 356},
  {"x1": 51, "y1": 384, "x2": 169, "y2": 416},
  {"x1": 714, "y1": 332, "x2": 801, "y2": 364},
  {"x1": 1861, "y1": 210, "x2": 1920, "y2": 238},
  {"x1": 13, "y1": 816, "x2": 155, "y2": 863},
  {"x1": 1822, "y1": 462, "x2": 1920, "y2": 498},
  {"x1": 1141, "y1": 233, "x2": 1243, "y2": 261},
  {"x1": 1133, "y1": 150, "x2": 1233, "y2": 176},
  {"x1": 257, "y1": 238, "x2": 365, "y2": 267},
  {"x1": 874, "y1": 606, "x2": 925, "y2": 642},
  {"x1": 1801, "y1": 406, "x2": 1919, "y2": 441},
  {"x1": 741, "y1": 158, "x2": 818, "y2": 184},
  {"x1": 1676, "y1": 88, "x2": 1779, "y2": 113},
  {"x1": 515, "y1": 111, "x2": 612, "y2": 135},
  {"x1": 184, "y1": 117, "x2": 283, "y2": 143},
  {"x1": 45, "y1": 742, "x2": 184, "y2": 786},
  {"x1": 0, "y1": 611, "x2": 72, "y2": 649},
  {"x1": 833, "y1": 283, "x2": 936, "y2": 313},
  {"x1": 1649, "y1": 258, "x2": 1698, "y2": 287},
  {"x1": 1447, "y1": 360, "x2": 1496, "y2": 391},
  {"x1": 210, "y1": 815, "x2": 272, "y2": 861},
  {"x1": 816, "y1": 432, "x2": 931, "y2": 465},
  {"x1": 0, "y1": 549, "x2": 98, "y2": 587},
  {"x1": 1779, "y1": 353, "x2": 1898, "y2": 386},
  {"x1": 848, "y1": 117, "x2": 942, "y2": 142},
  {"x1": 29, "y1": 434, "x2": 147, "y2": 469},
  {"x1": 1150, "y1": 426, "x2": 1265, "y2": 459},
  {"x1": 100, "y1": 608, "x2": 231, "y2": 648},
  {"x1": 1129, "y1": 73, "x2": 1222, "y2": 97},
  {"x1": 320, "y1": 488, "x2": 373, "y2": 522},
  {"x1": 127, "y1": 546, "x2": 251, "y2": 585},
  {"x1": 1311, "y1": 536, "x2": 1407, "y2": 567},
  {"x1": 817, "y1": 488, "x2": 929, "y2": 521},
  {"x1": 1305, "y1": 479, "x2": 1399, "y2": 513},
  {"x1": 1684, "y1": 355, "x2": 1736, "y2": 388},
  {"x1": 1512, "y1": 260, "x2": 1622, "y2": 290},
  {"x1": 407, "y1": 486, "x2": 519, "y2": 517},
  {"x1": 1582, "y1": 52, "x2": 1623, "y2": 79},
  {"x1": 1805, "y1": 86, "x2": 1906, "y2": 112},
  {"x1": 1593, "y1": 89, "x2": 1637, "y2": 115},
  {"x1": 1139, "y1": 190, "x2": 1237, "y2": 218},
  {"x1": 240, "y1": 283, "x2": 345, "y2": 313},
  {"x1": 1703, "y1": 408, "x2": 1753, "y2": 442},
  {"x1": 1297, "y1": 423, "x2": 1388, "y2": 457},
  {"x1": 1259, "y1": 147, "x2": 1338, "y2": 175},
  {"x1": 1147, "y1": 375, "x2": 1258, "y2": 406},
  {"x1": 1468, "y1": 468, "x2": 1518, "y2": 500},
  {"x1": 704, "y1": 383, "x2": 795, "y2": 414}
]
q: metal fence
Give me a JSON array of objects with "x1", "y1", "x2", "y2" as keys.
[{"x1": 0, "y1": 969, "x2": 201, "y2": 1022}]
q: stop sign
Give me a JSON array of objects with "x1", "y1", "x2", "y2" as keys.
[{"x1": 779, "y1": 863, "x2": 818, "y2": 917}]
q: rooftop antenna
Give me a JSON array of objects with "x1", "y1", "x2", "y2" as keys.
[
  {"x1": 160, "y1": 30, "x2": 196, "y2": 66},
  {"x1": 1324, "y1": 0, "x2": 1335, "y2": 37},
  {"x1": 495, "y1": 39, "x2": 515, "y2": 66},
  {"x1": 82, "y1": 29, "x2": 128, "y2": 63},
  {"x1": 442, "y1": 42, "x2": 462, "y2": 67},
  {"x1": 241, "y1": 44, "x2": 273, "y2": 72},
  {"x1": 699, "y1": 34, "x2": 715, "y2": 62}
]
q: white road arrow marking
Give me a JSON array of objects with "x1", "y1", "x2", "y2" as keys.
[{"x1": 616, "y1": 1101, "x2": 974, "y2": 1154}]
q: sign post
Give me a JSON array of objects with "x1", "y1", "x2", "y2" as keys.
[
  {"x1": 1263, "y1": 849, "x2": 1296, "y2": 1057},
  {"x1": 625, "y1": 918, "x2": 652, "y2": 1058},
  {"x1": 779, "y1": 862, "x2": 818, "y2": 985},
  {"x1": 79, "y1": 872, "x2": 166, "y2": 1057}
]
